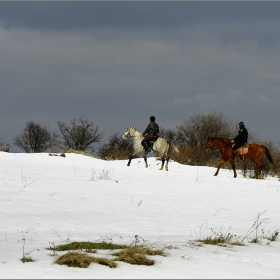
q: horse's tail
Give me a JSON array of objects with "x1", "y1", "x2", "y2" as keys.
[
  {"x1": 168, "y1": 140, "x2": 179, "y2": 154},
  {"x1": 262, "y1": 145, "x2": 274, "y2": 164}
]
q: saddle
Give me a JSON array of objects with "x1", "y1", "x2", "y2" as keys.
[
  {"x1": 145, "y1": 135, "x2": 158, "y2": 152},
  {"x1": 231, "y1": 143, "x2": 249, "y2": 161},
  {"x1": 149, "y1": 138, "x2": 158, "y2": 151},
  {"x1": 237, "y1": 143, "x2": 249, "y2": 155}
]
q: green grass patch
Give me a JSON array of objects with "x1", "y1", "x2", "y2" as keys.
[
  {"x1": 50, "y1": 241, "x2": 127, "y2": 252},
  {"x1": 21, "y1": 257, "x2": 35, "y2": 263}
]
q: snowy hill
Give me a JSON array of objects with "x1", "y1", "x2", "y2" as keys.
[{"x1": 0, "y1": 152, "x2": 280, "y2": 279}]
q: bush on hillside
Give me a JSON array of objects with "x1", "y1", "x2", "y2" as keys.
[{"x1": 98, "y1": 133, "x2": 133, "y2": 160}]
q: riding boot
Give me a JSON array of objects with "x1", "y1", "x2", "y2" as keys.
[
  {"x1": 143, "y1": 142, "x2": 150, "y2": 154},
  {"x1": 232, "y1": 150, "x2": 239, "y2": 162}
]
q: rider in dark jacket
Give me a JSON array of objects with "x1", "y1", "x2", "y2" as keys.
[
  {"x1": 232, "y1": 121, "x2": 248, "y2": 161},
  {"x1": 141, "y1": 116, "x2": 159, "y2": 154}
]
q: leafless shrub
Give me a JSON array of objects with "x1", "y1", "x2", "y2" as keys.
[
  {"x1": 57, "y1": 117, "x2": 103, "y2": 153},
  {"x1": 13, "y1": 121, "x2": 57, "y2": 153},
  {"x1": 0, "y1": 135, "x2": 10, "y2": 152},
  {"x1": 176, "y1": 110, "x2": 235, "y2": 166}
]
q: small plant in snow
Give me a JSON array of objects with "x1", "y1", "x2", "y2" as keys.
[
  {"x1": 21, "y1": 234, "x2": 39, "y2": 263},
  {"x1": 249, "y1": 229, "x2": 279, "y2": 245},
  {"x1": 90, "y1": 168, "x2": 114, "y2": 181},
  {"x1": 241, "y1": 211, "x2": 269, "y2": 243}
]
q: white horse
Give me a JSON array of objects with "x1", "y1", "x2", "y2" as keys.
[{"x1": 122, "y1": 126, "x2": 179, "y2": 171}]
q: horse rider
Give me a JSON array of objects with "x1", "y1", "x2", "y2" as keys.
[
  {"x1": 141, "y1": 116, "x2": 159, "y2": 154},
  {"x1": 231, "y1": 121, "x2": 248, "y2": 162}
]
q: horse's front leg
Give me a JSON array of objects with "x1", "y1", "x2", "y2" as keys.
[
  {"x1": 214, "y1": 159, "x2": 226, "y2": 176},
  {"x1": 229, "y1": 158, "x2": 237, "y2": 178},
  {"x1": 127, "y1": 155, "x2": 133, "y2": 166},
  {"x1": 159, "y1": 158, "x2": 165, "y2": 170},
  {"x1": 164, "y1": 157, "x2": 170, "y2": 171}
]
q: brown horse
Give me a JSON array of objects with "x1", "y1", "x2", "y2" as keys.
[{"x1": 205, "y1": 136, "x2": 273, "y2": 179}]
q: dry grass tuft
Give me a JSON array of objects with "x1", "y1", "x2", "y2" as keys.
[
  {"x1": 196, "y1": 227, "x2": 244, "y2": 247},
  {"x1": 112, "y1": 246, "x2": 165, "y2": 266},
  {"x1": 197, "y1": 234, "x2": 244, "y2": 246},
  {"x1": 54, "y1": 252, "x2": 117, "y2": 268},
  {"x1": 50, "y1": 237, "x2": 166, "y2": 267}
]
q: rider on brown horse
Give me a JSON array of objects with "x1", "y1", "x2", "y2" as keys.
[{"x1": 231, "y1": 121, "x2": 248, "y2": 161}]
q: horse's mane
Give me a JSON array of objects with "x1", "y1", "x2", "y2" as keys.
[
  {"x1": 208, "y1": 136, "x2": 232, "y2": 143},
  {"x1": 128, "y1": 126, "x2": 142, "y2": 135}
]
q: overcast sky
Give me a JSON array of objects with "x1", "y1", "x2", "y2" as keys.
[{"x1": 1, "y1": 1, "x2": 280, "y2": 152}]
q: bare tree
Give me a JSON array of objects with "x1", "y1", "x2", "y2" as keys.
[
  {"x1": 57, "y1": 117, "x2": 103, "y2": 152},
  {"x1": 13, "y1": 121, "x2": 57, "y2": 153},
  {"x1": 176, "y1": 110, "x2": 235, "y2": 165},
  {"x1": 159, "y1": 127, "x2": 178, "y2": 141}
]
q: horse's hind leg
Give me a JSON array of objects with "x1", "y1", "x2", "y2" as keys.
[
  {"x1": 255, "y1": 162, "x2": 263, "y2": 179},
  {"x1": 249, "y1": 156, "x2": 263, "y2": 179},
  {"x1": 143, "y1": 153, "x2": 148, "y2": 168}
]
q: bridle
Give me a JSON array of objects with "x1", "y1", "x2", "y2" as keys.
[{"x1": 205, "y1": 139, "x2": 214, "y2": 152}]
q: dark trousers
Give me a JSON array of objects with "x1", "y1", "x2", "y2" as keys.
[
  {"x1": 232, "y1": 141, "x2": 247, "y2": 151},
  {"x1": 141, "y1": 136, "x2": 152, "y2": 150}
]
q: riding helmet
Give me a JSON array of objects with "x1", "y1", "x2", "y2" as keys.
[
  {"x1": 150, "y1": 116, "x2": 156, "y2": 122},
  {"x1": 239, "y1": 121, "x2": 245, "y2": 126}
]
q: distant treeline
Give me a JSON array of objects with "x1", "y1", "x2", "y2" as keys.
[{"x1": 1, "y1": 111, "x2": 279, "y2": 178}]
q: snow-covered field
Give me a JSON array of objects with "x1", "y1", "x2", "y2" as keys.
[{"x1": 1, "y1": 152, "x2": 280, "y2": 279}]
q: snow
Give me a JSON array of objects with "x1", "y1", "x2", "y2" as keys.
[{"x1": 0, "y1": 152, "x2": 280, "y2": 279}]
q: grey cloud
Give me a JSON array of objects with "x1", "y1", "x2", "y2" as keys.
[
  {"x1": 1, "y1": 2, "x2": 280, "y2": 31},
  {"x1": 0, "y1": 2, "x2": 280, "y2": 152}
]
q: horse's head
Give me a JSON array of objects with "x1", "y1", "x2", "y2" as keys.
[
  {"x1": 205, "y1": 136, "x2": 232, "y2": 152},
  {"x1": 205, "y1": 136, "x2": 214, "y2": 152},
  {"x1": 122, "y1": 126, "x2": 134, "y2": 140}
]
